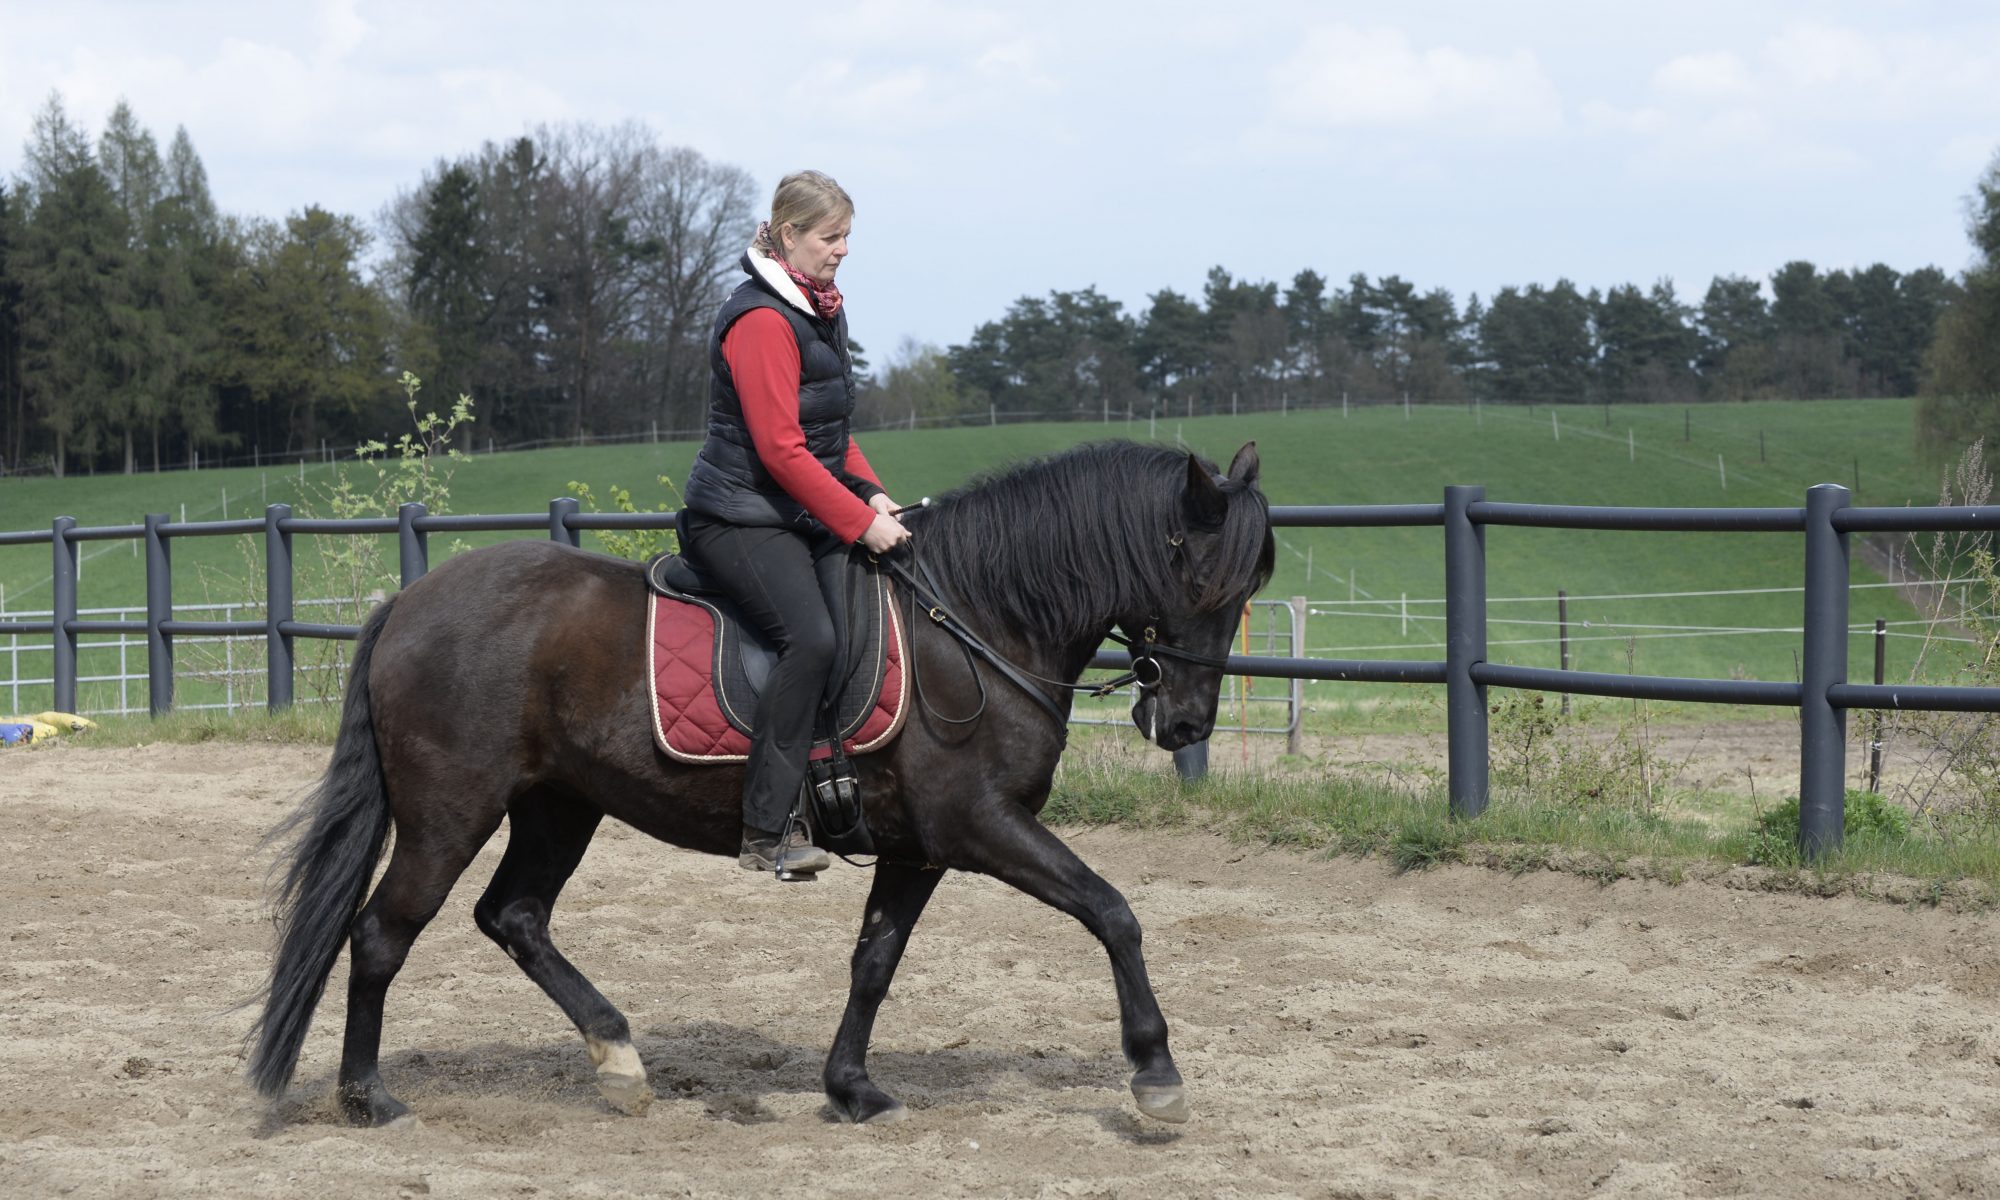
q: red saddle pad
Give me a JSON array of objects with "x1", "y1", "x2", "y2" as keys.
[{"x1": 646, "y1": 591, "x2": 908, "y2": 764}]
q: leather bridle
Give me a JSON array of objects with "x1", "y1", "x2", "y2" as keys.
[{"x1": 876, "y1": 531, "x2": 1234, "y2": 733}]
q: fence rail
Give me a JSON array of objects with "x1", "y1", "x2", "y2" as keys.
[{"x1": 9, "y1": 485, "x2": 2000, "y2": 859}]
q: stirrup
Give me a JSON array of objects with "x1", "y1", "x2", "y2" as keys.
[
  {"x1": 739, "y1": 823, "x2": 825, "y2": 879},
  {"x1": 752, "y1": 808, "x2": 836, "y2": 880},
  {"x1": 774, "y1": 812, "x2": 830, "y2": 882}
]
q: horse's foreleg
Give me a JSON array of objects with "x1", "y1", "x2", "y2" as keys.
[
  {"x1": 959, "y1": 808, "x2": 1189, "y2": 1124},
  {"x1": 824, "y1": 861, "x2": 946, "y2": 1124},
  {"x1": 473, "y1": 794, "x2": 650, "y2": 1115}
]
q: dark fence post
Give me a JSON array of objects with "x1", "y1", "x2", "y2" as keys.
[
  {"x1": 1172, "y1": 742, "x2": 1208, "y2": 781},
  {"x1": 549, "y1": 497, "x2": 581, "y2": 547},
  {"x1": 398, "y1": 502, "x2": 429, "y2": 586},
  {"x1": 266, "y1": 504, "x2": 294, "y2": 711},
  {"x1": 51, "y1": 516, "x2": 77, "y2": 714},
  {"x1": 1799, "y1": 482, "x2": 1851, "y2": 859},
  {"x1": 1444, "y1": 484, "x2": 1489, "y2": 818},
  {"x1": 145, "y1": 513, "x2": 173, "y2": 716}
]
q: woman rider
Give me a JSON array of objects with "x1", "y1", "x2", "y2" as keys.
[{"x1": 679, "y1": 170, "x2": 911, "y2": 879}]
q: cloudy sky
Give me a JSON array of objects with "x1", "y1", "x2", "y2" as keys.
[{"x1": 4, "y1": 1, "x2": 1996, "y2": 357}]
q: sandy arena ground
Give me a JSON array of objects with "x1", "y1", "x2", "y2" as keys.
[{"x1": 2, "y1": 742, "x2": 1997, "y2": 1198}]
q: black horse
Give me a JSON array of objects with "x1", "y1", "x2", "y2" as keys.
[{"x1": 248, "y1": 439, "x2": 1273, "y2": 1127}]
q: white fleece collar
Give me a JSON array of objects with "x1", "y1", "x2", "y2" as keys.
[{"x1": 746, "y1": 243, "x2": 816, "y2": 317}]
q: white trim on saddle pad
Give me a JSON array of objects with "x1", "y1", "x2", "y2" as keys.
[
  {"x1": 844, "y1": 576, "x2": 910, "y2": 755},
  {"x1": 647, "y1": 584, "x2": 910, "y2": 765}
]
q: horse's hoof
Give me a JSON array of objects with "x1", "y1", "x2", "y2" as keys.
[
  {"x1": 342, "y1": 1083, "x2": 413, "y2": 1129},
  {"x1": 1132, "y1": 1081, "x2": 1189, "y2": 1124},
  {"x1": 830, "y1": 1082, "x2": 907, "y2": 1125},
  {"x1": 596, "y1": 1070, "x2": 653, "y2": 1116},
  {"x1": 589, "y1": 1039, "x2": 653, "y2": 1116}
]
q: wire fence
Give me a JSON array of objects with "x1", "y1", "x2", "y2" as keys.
[
  {"x1": 2, "y1": 598, "x2": 355, "y2": 716},
  {"x1": 0, "y1": 391, "x2": 1908, "y2": 480}
]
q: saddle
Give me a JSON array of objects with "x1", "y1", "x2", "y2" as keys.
[{"x1": 643, "y1": 547, "x2": 907, "y2": 765}]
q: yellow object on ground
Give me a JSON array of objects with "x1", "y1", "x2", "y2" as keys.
[
  {"x1": 2, "y1": 719, "x2": 59, "y2": 745},
  {"x1": 0, "y1": 712, "x2": 94, "y2": 746},
  {"x1": 33, "y1": 712, "x2": 98, "y2": 733}
]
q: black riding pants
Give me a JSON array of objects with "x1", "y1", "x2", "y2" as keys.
[{"x1": 680, "y1": 515, "x2": 849, "y2": 834}]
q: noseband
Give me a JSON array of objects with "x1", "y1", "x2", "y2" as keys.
[{"x1": 1096, "y1": 623, "x2": 1231, "y2": 698}]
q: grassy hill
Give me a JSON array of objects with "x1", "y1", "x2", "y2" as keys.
[{"x1": 0, "y1": 398, "x2": 1962, "y2": 718}]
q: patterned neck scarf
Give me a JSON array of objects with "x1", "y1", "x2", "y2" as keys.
[{"x1": 754, "y1": 221, "x2": 843, "y2": 321}]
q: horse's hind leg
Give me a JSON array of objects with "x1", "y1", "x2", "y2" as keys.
[
  {"x1": 472, "y1": 789, "x2": 650, "y2": 1115},
  {"x1": 823, "y1": 862, "x2": 946, "y2": 1123},
  {"x1": 341, "y1": 813, "x2": 500, "y2": 1127},
  {"x1": 958, "y1": 807, "x2": 1189, "y2": 1124}
]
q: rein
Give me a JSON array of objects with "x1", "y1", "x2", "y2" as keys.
[{"x1": 876, "y1": 533, "x2": 1232, "y2": 732}]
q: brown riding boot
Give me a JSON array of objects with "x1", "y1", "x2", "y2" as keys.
[{"x1": 738, "y1": 822, "x2": 831, "y2": 878}]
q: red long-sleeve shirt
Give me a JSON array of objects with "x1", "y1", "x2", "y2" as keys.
[{"x1": 722, "y1": 308, "x2": 884, "y2": 543}]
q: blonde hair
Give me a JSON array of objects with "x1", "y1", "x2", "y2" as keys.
[{"x1": 771, "y1": 170, "x2": 853, "y2": 252}]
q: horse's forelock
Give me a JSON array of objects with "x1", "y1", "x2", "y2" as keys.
[{"x1": 1192, "y1": 476, "x2": 1274, "y2": 613}]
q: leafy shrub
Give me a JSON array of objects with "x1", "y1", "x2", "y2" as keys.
[
  {"x1": 566, "y1": 475, "x2": 682, "y2": 561},
  {"x1": 1489, "y1": 691, "x2": 1681, "y2": 815},
  {"x1": 1747, "y1": 788, "x2": 1913, "y2": 866}
]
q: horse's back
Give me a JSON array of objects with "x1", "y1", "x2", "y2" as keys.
[{"x1": 367, "y1": 540, "x2": 651, "y2": 767}]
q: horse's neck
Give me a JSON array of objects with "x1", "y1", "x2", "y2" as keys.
[
  {"x1": 967, "y1": 611, "x2": 1106, "y2": 686},
  {"x1": 931, "y1": 549, "x2": 1113, "y2": 686}
]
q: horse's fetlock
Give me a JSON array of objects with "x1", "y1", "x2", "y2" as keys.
[{"x1": 585, "y1": 1015, "x2": 631, "y2": 1045}]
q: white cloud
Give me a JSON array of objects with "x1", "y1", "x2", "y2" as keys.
[
  {"x1": 1652, "y1": 51, "x2": 1752, "y2": 101},
  {"x1": 1765, "y1": 22, "x2": 1884, "y2": 90},
  {"x1": 1580, "y1": 100, "x2": 1666, "y2": 136},
  {"x1": 311, "y1": 0, "x2": 371, "y2": 64},
  {"x1": 1268, "y1": 26, "x2": 1562, "y2": 134},
  {"x1": 1587, "y1": 21, "x2": 2000, "y2": 184}
]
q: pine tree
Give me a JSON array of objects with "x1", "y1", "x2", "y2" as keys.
[
  {"x1": 1698, "y1": 275, "x2": 1771, "y2": 399},
  {"x1": 1480, "y1": 281, "x2": 1594, "y2": 404},
  {"x1": 16, "y1": 93, "x2": 131, "y2": 476},
  {"x1": 221, "y1": 207, "x2": 389, "y2": 455},
  {"x1": 154, "y1": 126, "x2": 229, "y2": 469},
  {"x1": 98, "y1": 100, "x2": 170, "y2": 472},
  {"x1": 407, "y1": 162, "x2": 487, "y2": 406},
  {"x1": 0, "y1": 184, "x2": 22, "y2": 470}
]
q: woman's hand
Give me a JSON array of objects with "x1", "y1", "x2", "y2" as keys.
[
  {"x1": 860, "y1": 511, "x2": 911, "y2": 553},
  {"x1": 869, "y1": 493, "x2": 900, "y2": 516}
]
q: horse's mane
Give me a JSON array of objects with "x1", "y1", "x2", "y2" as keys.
[{"x1": 904, "y1": 441, "x2": 1273, "y2": 647}]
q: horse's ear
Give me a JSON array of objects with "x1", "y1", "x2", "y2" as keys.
[
  {"x1": 1186, "y1": 452, "x2": 1227, "y2": 524},
  {"x1": 1227, "y1": 442, "x2": 1260, "y2": 486}
]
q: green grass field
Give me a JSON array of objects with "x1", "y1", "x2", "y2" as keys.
[{"x1": 0, "y1": 397, "x2": 1964, "y2": 719}]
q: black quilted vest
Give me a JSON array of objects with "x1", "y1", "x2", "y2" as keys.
[{"x1": 682, "y1": 256, "x2": 858, "y2": 528}]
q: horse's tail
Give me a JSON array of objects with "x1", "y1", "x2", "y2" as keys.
[{"x1": 246, "y1": 594, "x2": 399, "y2": 1098}]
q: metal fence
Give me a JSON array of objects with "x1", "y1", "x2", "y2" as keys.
[
  {"x1": 2, "y1": 598, "x2": 356, "y2": 716},
  {"x1": 8, "y1": 484, "x2": 2000, "y2": 858}
]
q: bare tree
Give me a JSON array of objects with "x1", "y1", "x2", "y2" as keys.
[
  {"x1": 533, "y1": 121, "x2": 652, "y2": 439},
  {"x1": 627, "y1": 146, "x2": 757, "y2": 433}
]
